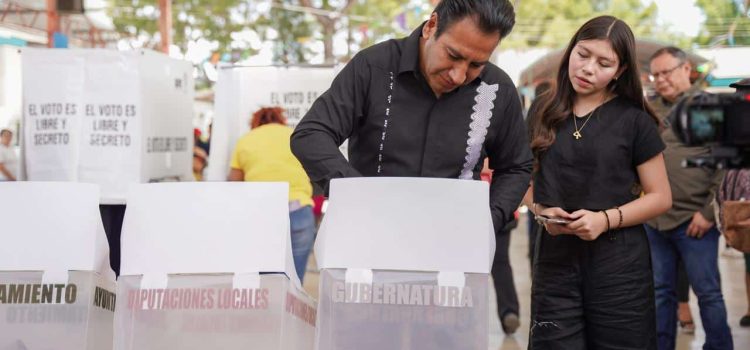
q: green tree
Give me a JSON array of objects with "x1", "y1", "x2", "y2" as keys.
[
  {"x1": 297, "y1": 0, "x2": 356, "y2": 63},
  {"x1": 296, "y1": 0, "x2": 429, "y2": 62},
  {"x1": 256, "y1": 1, "x2": 316, "y2": 64},
  {"x1": 695, "y1": 0, "x2": 750, "y2": 46},
  {"x1": 348, "y1": 0, "x2": 427, "y2": 49},
  {"x1": 504, "y1": 0, "x2": 680, "y2": 49},
  {"x1": 109, "y1": 0, "x2": 253, "y2": 56}
]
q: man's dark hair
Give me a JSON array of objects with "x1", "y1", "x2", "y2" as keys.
[
  {"x1": 433, "y1": 0, "x2": 516, "y2": 39},
  {"x1": 0, "y1": 129, "x2": 11, "y2": 137},
  {"x1": 649, "y1": 46, "x2": 687, "y2": 64}
]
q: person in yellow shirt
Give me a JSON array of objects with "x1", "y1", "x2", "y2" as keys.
[{"x1": 229, "y1": 107, "x2": 316, "y2": 282}]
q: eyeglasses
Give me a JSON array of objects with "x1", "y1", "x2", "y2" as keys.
[{"x1": 649, "y1": 61, "x2": 685, "y2": 82}]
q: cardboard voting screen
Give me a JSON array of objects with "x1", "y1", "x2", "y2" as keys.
[
  {"x1": 120, "y1": 182, "x2": 298, "y2": 285},
  {"x1": 206, "y1": 65, "x2": 336, "y2": 181},
  {"x1": 315, "y1": 177, "x2": 496, "y2": 274},
  {"x1": 21, "y1": 49, "x2": 193, "y2": 204}
]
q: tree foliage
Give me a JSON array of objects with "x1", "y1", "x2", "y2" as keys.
[
  {"x1": 109, "y1": 0, "x2": 712, "y2": 65},
  {"x1": 296, "y1": 0, "x2": 430, "y2": 62},
  {"x1": 256, "y1": 1, "x2": 316, "y2": 64},
  {"x1": 694, "y1": 0, "x2": 750, "y2": 46},
  {"x1": 109, "y1": 0, "x2": 251, "y2": 55},
  {"x1": 504, "y1": 0, "x2": 672, "y2": 49}
]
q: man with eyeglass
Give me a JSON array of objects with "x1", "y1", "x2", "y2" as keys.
[{"x1": 644, "y1": 46, "x2": 733, "y2": 350}]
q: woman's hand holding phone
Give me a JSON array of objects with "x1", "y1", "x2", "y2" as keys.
[{"x1": 537, "y1": 207, "x2": 575, "y2": 236}]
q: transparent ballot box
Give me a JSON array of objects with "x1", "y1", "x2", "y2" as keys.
[
  {"x1": 115, "y1": 273, "x2": 314, "y2": 349},
  {"x1": 114, "y1": 183, "x2": 316, "y2": 350},
  {"x1": 0, "y1": 271, "x2": 115, "y2": 350},
  {"x1": 314, "y1": 178, "x2": 495, "y2": 350},
  {"x1": 0, "y1": 183, "x2": 116, "y2": 350},
  {"x1": 316, "y1": 269, "x2": 488, "y2": 350}
]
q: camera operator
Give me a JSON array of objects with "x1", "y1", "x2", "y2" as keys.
[
  {"x1": 716, "y1": 78, "x2": 750, "y2": 328},
  {"x1": 645, "y1": 47, "x2": 732, "y2": 350}
]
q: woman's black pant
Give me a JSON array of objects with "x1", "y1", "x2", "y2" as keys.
[
  {"x1": 492, "y1": 228, "x2": 520, "y2": 320},
  {"x1": 529, "y1": 226, "x2": 657, "y2": 349}
]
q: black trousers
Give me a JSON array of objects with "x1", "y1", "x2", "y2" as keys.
[
  {"x1": 492, "y1": 228, "x2": 520, "y2": 320},
  {"x1": 99, "y1": 204, "x2": 126, "y2": 276},
  {"x1": 529, "y1": 226, "x2": 657, "y2": 349},
  {"x1": 676, "y1": 258, "x2": 690, "y2": 303}
]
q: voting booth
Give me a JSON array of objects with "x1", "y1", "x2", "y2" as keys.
[
  {"x1": 206, "y1": 65, "x2": 337, "y2": 181},
  {"x1": 314, "y1": 178, "x2": 495, "y2": 350},
  {"x1": 21, "y1": 49, "x2": 194, "y2": 203},
  {"x1": 0, "y1": 183, "x2": 116, "y2": 350},
  {"x1": 114, "y1": 183, "x2": 316, "y2": 350}
]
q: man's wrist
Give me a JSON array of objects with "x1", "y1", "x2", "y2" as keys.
[{"x1": 697, "y1": 208, "x2": 715, "y2": 224}]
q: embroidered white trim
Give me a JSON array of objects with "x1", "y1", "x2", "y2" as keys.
[
  {"x1": 377, "y1": 72, "x2": 395, "y2": 174},
  {"x1": 459, "y1": 82, "x2": 498, "y2": 179}
]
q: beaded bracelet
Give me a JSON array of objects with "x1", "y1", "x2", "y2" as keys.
[
  {"x1": 615, "y1": 206, "x2": 623, "y2": 229},
  {"x1": 601, "y1": 210, "x2": 611, "y2": 232}
]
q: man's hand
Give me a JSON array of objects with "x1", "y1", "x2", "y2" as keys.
[
  {"x1": 567, "y1": 209, "x2": 608, "y2": 241},
  {"x1": 687, "y1": 211, "x2": 714, "y2": 238},
  {"x1": 539, "y1": 207, "x2": 575, "y2": 236}
]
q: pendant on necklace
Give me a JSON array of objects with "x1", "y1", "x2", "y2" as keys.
[{"x1": 573, "y1": 130, "x2": 582, "y2": 140}]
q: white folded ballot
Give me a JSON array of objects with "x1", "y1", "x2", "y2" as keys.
[
  {"x1": 0, "y1": 182, "x2": 116, "y2": 350},
  {"x1": 114, "y1": 182, "x2": 316, "y2": 350},
  {"x1": 314, "y1": 177, "x2": 495, "y2": 350},
  {"x1": 21, "y1": 49, "x2": 194, "y2": 204}
]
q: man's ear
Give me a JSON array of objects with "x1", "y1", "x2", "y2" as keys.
[
  {"x1": 681, "y1": 61, "x2": 692, "y2": 74},
  {"x1": 423, "y1": 13, "x2": 438, "y2": 40}
]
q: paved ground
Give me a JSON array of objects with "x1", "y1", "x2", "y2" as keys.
[{"x1": 302, "y1": 212, "x2": 749, "y2": 349}]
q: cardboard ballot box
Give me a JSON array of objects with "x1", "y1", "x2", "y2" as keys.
[
  {"x1": 114, "y1": 183, "x2": 316, "y2": 350},
  {"x1": 21, "y1": 49, "x2": 194, "y2": 204},
  {"x1": 0, "y1": 183, "x2": 116, "y2": 350},
  {"x1": 314, "y1": 178, "x2": 495, "y2": 350}
]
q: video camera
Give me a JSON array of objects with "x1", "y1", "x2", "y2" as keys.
[{"x1": 670, "y1": 78, "x2": 750, "y2": 169}]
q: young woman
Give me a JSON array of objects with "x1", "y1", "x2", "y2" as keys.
[{"x1": 525, "y1": 16, "x2": 672, "y2": 348}]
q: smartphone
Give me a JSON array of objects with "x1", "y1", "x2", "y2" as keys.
[{"x1": 535, "y1": 215, "x2": 572, "y2": 225}]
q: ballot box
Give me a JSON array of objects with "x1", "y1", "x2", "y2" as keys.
[
  {"x1": 21, "y1": 49, "x2": 194, "y2": 203},
  {"x1": 314, "y1": 178, "x2": 495, "y2": 350},
  {"x1": 0, "y1": 182, "x2": 116, "y2": 350},
  {"x1": 114, "y1": 182, "x2": 316, "y2": 350}
]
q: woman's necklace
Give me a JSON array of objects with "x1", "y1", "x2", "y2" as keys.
[
  {"x1": 572, "y1": 94, "x2": 611, "y2": 140},
  {"x1": 572, "y1": 107, "x2": 597, "y2": 140}
]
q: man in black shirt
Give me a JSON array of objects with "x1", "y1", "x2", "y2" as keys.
[{"x1": 291, "y1": 0, "x2": 533, "y2": 240}]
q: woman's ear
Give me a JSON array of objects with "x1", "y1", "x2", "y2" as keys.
[{"x1": 614, "y1": 65, "x2": 627, "y2": 81}]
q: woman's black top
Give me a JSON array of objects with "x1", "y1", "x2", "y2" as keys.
[{"x1": 533, "y1": 96, "x2": 665, "y2": 212}]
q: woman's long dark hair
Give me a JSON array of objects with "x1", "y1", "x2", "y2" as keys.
[{"x1": 529, "y1": 16, "x2": 658, "y2": 160}]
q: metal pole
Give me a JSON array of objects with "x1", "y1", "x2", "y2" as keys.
[
  {"x1": 46, "y1": 0, "x2": 59, "y2": 48},
  {"x1": 158, "y1": 0, "x2": 172, "y2": 54}
]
